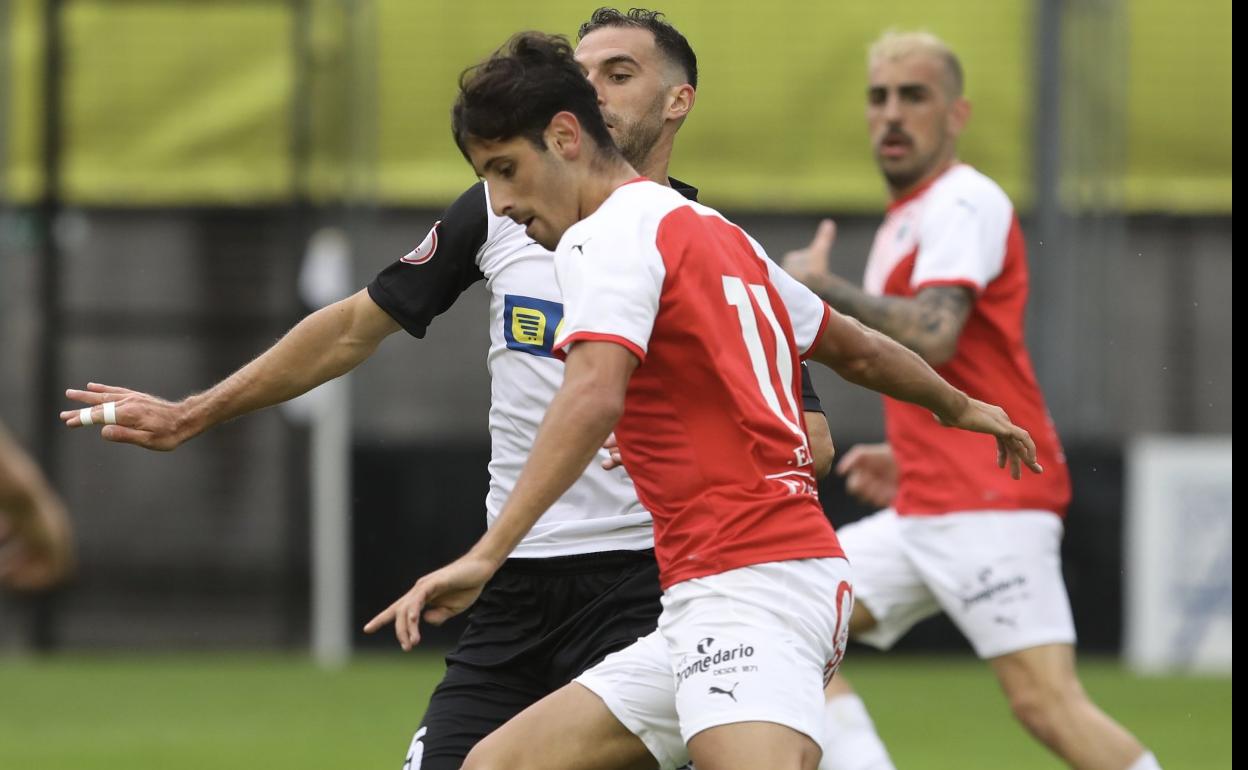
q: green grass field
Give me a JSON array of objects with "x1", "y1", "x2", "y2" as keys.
[{"x1": 0, "y1": 653, "x2": 1230, "y2": 769}]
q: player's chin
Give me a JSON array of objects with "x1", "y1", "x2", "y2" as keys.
[{"x1": 525, "y1": 220, "x2": 556, "y2": 251}]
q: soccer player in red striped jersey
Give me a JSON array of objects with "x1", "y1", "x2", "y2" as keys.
[
  {"x1": 783, "y1": 30, "x2": 1161, "y2": 770},
  {"x1": 367, "y1": 32, "x2": 1041, "y2": 770}
]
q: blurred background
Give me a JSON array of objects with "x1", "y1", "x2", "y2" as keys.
[{"x1": 0, "y1": 0, "x2": 1231, "y2": 767}]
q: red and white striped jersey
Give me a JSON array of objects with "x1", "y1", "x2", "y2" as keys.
[
  {"x1": 864, "y1": 164, "x2": 1071, "y2": 516},
  {"x1": 553, "y1": 178, "x2": 843, "y2": 589}
]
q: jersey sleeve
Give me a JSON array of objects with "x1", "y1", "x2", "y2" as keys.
[
  {"x1": 752, "y1": 235, "x2": 832, "y2": 356},
  {"x1": 366, "y1": 182, "x2": 488, "y2": 338},
  {"x1": 552, "y1": 222, "x2": 664, "y2": 363},
  {"x1": 910, "y1": 180, "x2": 1013, "y2": 293}
]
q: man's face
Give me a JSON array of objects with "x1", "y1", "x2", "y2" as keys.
[
  {"x1": 866, "y1": 53, "x2": 964, "y2": 192},
  {"x1": 467, "y1": 134, "x2": 579, "y2": 251},
  {"x1": 575, "y1": 26, "x2": 673, "y2": 170}
]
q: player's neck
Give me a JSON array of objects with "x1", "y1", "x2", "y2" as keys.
[
  {"x1": 633, "y1": 134, "x2": 676, "y2": 186},
  {"x1": 578, "y1": 157, "x2": 642, "y2": 219},
  {"x1": 889, "y1": 155, "x2": 959, "y2": 202}
]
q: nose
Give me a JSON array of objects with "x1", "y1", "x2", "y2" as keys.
[
  {"x1": 882, "y1": 91, "x2": 903, "y2": 123},
  {"x1": 587, "y1": 72, "x2": 607, "y2": 105},
  {"x1": 489, "y1": 186, "x2": 512, "y2": 219}
]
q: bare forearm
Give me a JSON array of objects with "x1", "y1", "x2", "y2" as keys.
[
  {"x1": 470, "y1": 377, "x2": 623, "y2": 566},
  {"x1": 183, "y1": 290, "x2": 395, "y2": 436},
  {"x1": 470, "y1": 344, "x2": 634, "y2": 566},
  {"x1": 811, "y1": 313, "x2": 967, "y2": 422}
]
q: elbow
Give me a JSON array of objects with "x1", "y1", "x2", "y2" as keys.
[
  {"x1": 590, "y1": 388, "x2": 627, "y2": 428},
  {"x1": 811, "y1": 437, "x2": 835, "y2": 479},
  {"x1": 918, "y1": 338, "x2": 958, "y2": 368},
  {"x1": 835, "y1": 353, "x2": 880, "y2": 384},
  {"x1": 803, "y1": 412, "x2": 836, "y2": 479},
  {"x1": 912, "y1": 327, "x2": 961, "y2": 368},
  {"x1": 565, "y1": 372, "x2": 628, "y2": 430}
]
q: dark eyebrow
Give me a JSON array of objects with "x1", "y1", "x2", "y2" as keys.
[
  {"x1": 867, "y1": 82, "x2": 933, "y2": 100},
  {"x1": 899, "y1": 83, "x2": 931, "y2": 98},
  {"x1": 601, "y1": 54, "x2": 641, "y2": 69},
  {"x1": 480, "y1": 155, "x2": 507, "y2": 175}
]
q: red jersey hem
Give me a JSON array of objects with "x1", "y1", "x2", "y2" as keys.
[
  {"x1": 895, "y1": 503, "x2": 1068, "y2": 518},
  {"x1": 801, "y1": 304, "x2": 834, "y2": 360},
  {"x1": 659, "y1": 546, "x2": 846, "y2": 590},
  {"x1": 555, "y1": 331, "x2": 647, "y2": 363}
]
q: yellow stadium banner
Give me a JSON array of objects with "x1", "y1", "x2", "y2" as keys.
[{"x1": 0, "y1": 0, "x2": 1231, "y2": 213}]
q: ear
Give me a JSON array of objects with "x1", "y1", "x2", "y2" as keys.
[
  {"x1": 666, "y1": 83, "x2": 696, "y2": 123},
  {"x1": 948, "y1": 96, "x2": 971, "y2": 137},
  {"x1": 546, "y1": 112, "x2": 583, "y2": 159}
]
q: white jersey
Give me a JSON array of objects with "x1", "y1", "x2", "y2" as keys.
[
  {"x1": 367, "y1": 180, "x2": 823, "y2": 559},
  {"x1": 367, "y1": 182, "x2": 674, "y2": 557},
  {"x1": 474, "y1": 184, "x2": 653, "y2": 557}
]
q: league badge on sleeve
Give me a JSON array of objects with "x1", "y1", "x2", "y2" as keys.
[{"x1": 400, "y1": 221, "x2": 440, "y2": 265}]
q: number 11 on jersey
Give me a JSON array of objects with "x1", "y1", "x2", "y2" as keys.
[{"x1": 721, "y1": 274, "x2": 811, "y2": 472}]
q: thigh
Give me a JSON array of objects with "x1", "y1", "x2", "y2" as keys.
[
  {"x1": 405, "y1": 662, "x2": 546, "y2": 770},
  {"x1": 989, "y1": 641, "x2": 1080, "y2": 701},
  {"x1": 464, "y1": 681, "x2": 659, "y2": 770},
  {"x1": 575, "y1": 629, "x2": 688, "y2": 770},
  {"x1": 688, "y1": 721, "x2": 822, "y2": 770}
]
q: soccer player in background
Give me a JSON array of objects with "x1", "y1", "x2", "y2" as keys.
[
  {"x1": 782, "y1": 30, "x2": 1162, "y2": 770},
  {"x1": 366, "y1": 31, "x2": 1041, "y2": 770}
]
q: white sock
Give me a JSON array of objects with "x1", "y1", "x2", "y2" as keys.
[
  {"x1": 1127, "y1": 752, "x2": 1162, "y2": 770},
  {"x1": 818, "y1": 693, "x2": 897, "y2": 770}
]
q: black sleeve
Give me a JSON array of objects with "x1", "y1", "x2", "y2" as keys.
[
  {"x1": 366, "y1": 182, "x2": 488, "y2": 338},
  {"x1": 800, "y1": 362, "x2": 825, "y2": 414}
]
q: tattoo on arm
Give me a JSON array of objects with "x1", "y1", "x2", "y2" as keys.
[{"x1": 814, "y1": 280, "x2": 974, "y2": 363}]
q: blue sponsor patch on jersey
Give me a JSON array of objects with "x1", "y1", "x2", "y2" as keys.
[{"x1": 503, "y1": 294, "x2": 565, "y2": 358}]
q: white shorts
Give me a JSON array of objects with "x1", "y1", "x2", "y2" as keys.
[
  {"x1": 841, "y1": 509, "x2": 1076, "y2": 659},
  {"x1": 575, "y1": 557, "x2": 853, "y2": 770}
]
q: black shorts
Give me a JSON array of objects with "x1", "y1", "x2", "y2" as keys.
[{"x1": 402, "y1": 548, "x2": 662, "y2": 770}]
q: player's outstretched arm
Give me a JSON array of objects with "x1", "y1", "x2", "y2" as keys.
[
  {"x1": 782, "y1": 219, "x2": 972, "y2": 366},
  {"x1": 364, "y1": 341, "x2": 637, "y2": 650},
  {"x1": 60, "y1": 289, "x2": 400, "y2": 451},
  {"x1": 809, "y1": 308, "x2": 1041, "y2": 480}
]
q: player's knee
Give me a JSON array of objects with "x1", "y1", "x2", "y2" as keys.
[{"x1": 1004, "y1": 676, "x2": 1086, "y2": 743}]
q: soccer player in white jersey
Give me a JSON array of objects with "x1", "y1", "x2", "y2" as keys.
[
  {"x1": 60, "y1": 9, "x2": 833, "y2": 769},
  {"x1": 782, "y1": 30, "x2": 1162, "y2": 770},
  {"x1": 365, "y1": 32, "x2": 1042, "y2": 770}
]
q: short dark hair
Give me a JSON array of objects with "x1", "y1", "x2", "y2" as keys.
[
  {"x1": 578, "y1": 8, "x2": 698, "y2": 90},
  {"x1": 452, "y1": 32, "x2": 617, "y2": 159}
]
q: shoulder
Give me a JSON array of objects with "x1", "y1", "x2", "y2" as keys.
[{"x1": 927, "y1": 165, "x2": 1013, "y2": 220}]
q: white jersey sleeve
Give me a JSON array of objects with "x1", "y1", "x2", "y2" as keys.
[
  {"x1": 748, "y1": 233, "x2": 832, "y2": 355},
  {"x1": 552, "y1": 219, "x2": 666, "y2": 362},
  {"x1": 911, "y1": 171, "x2": 1014, "y2": 292}
]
